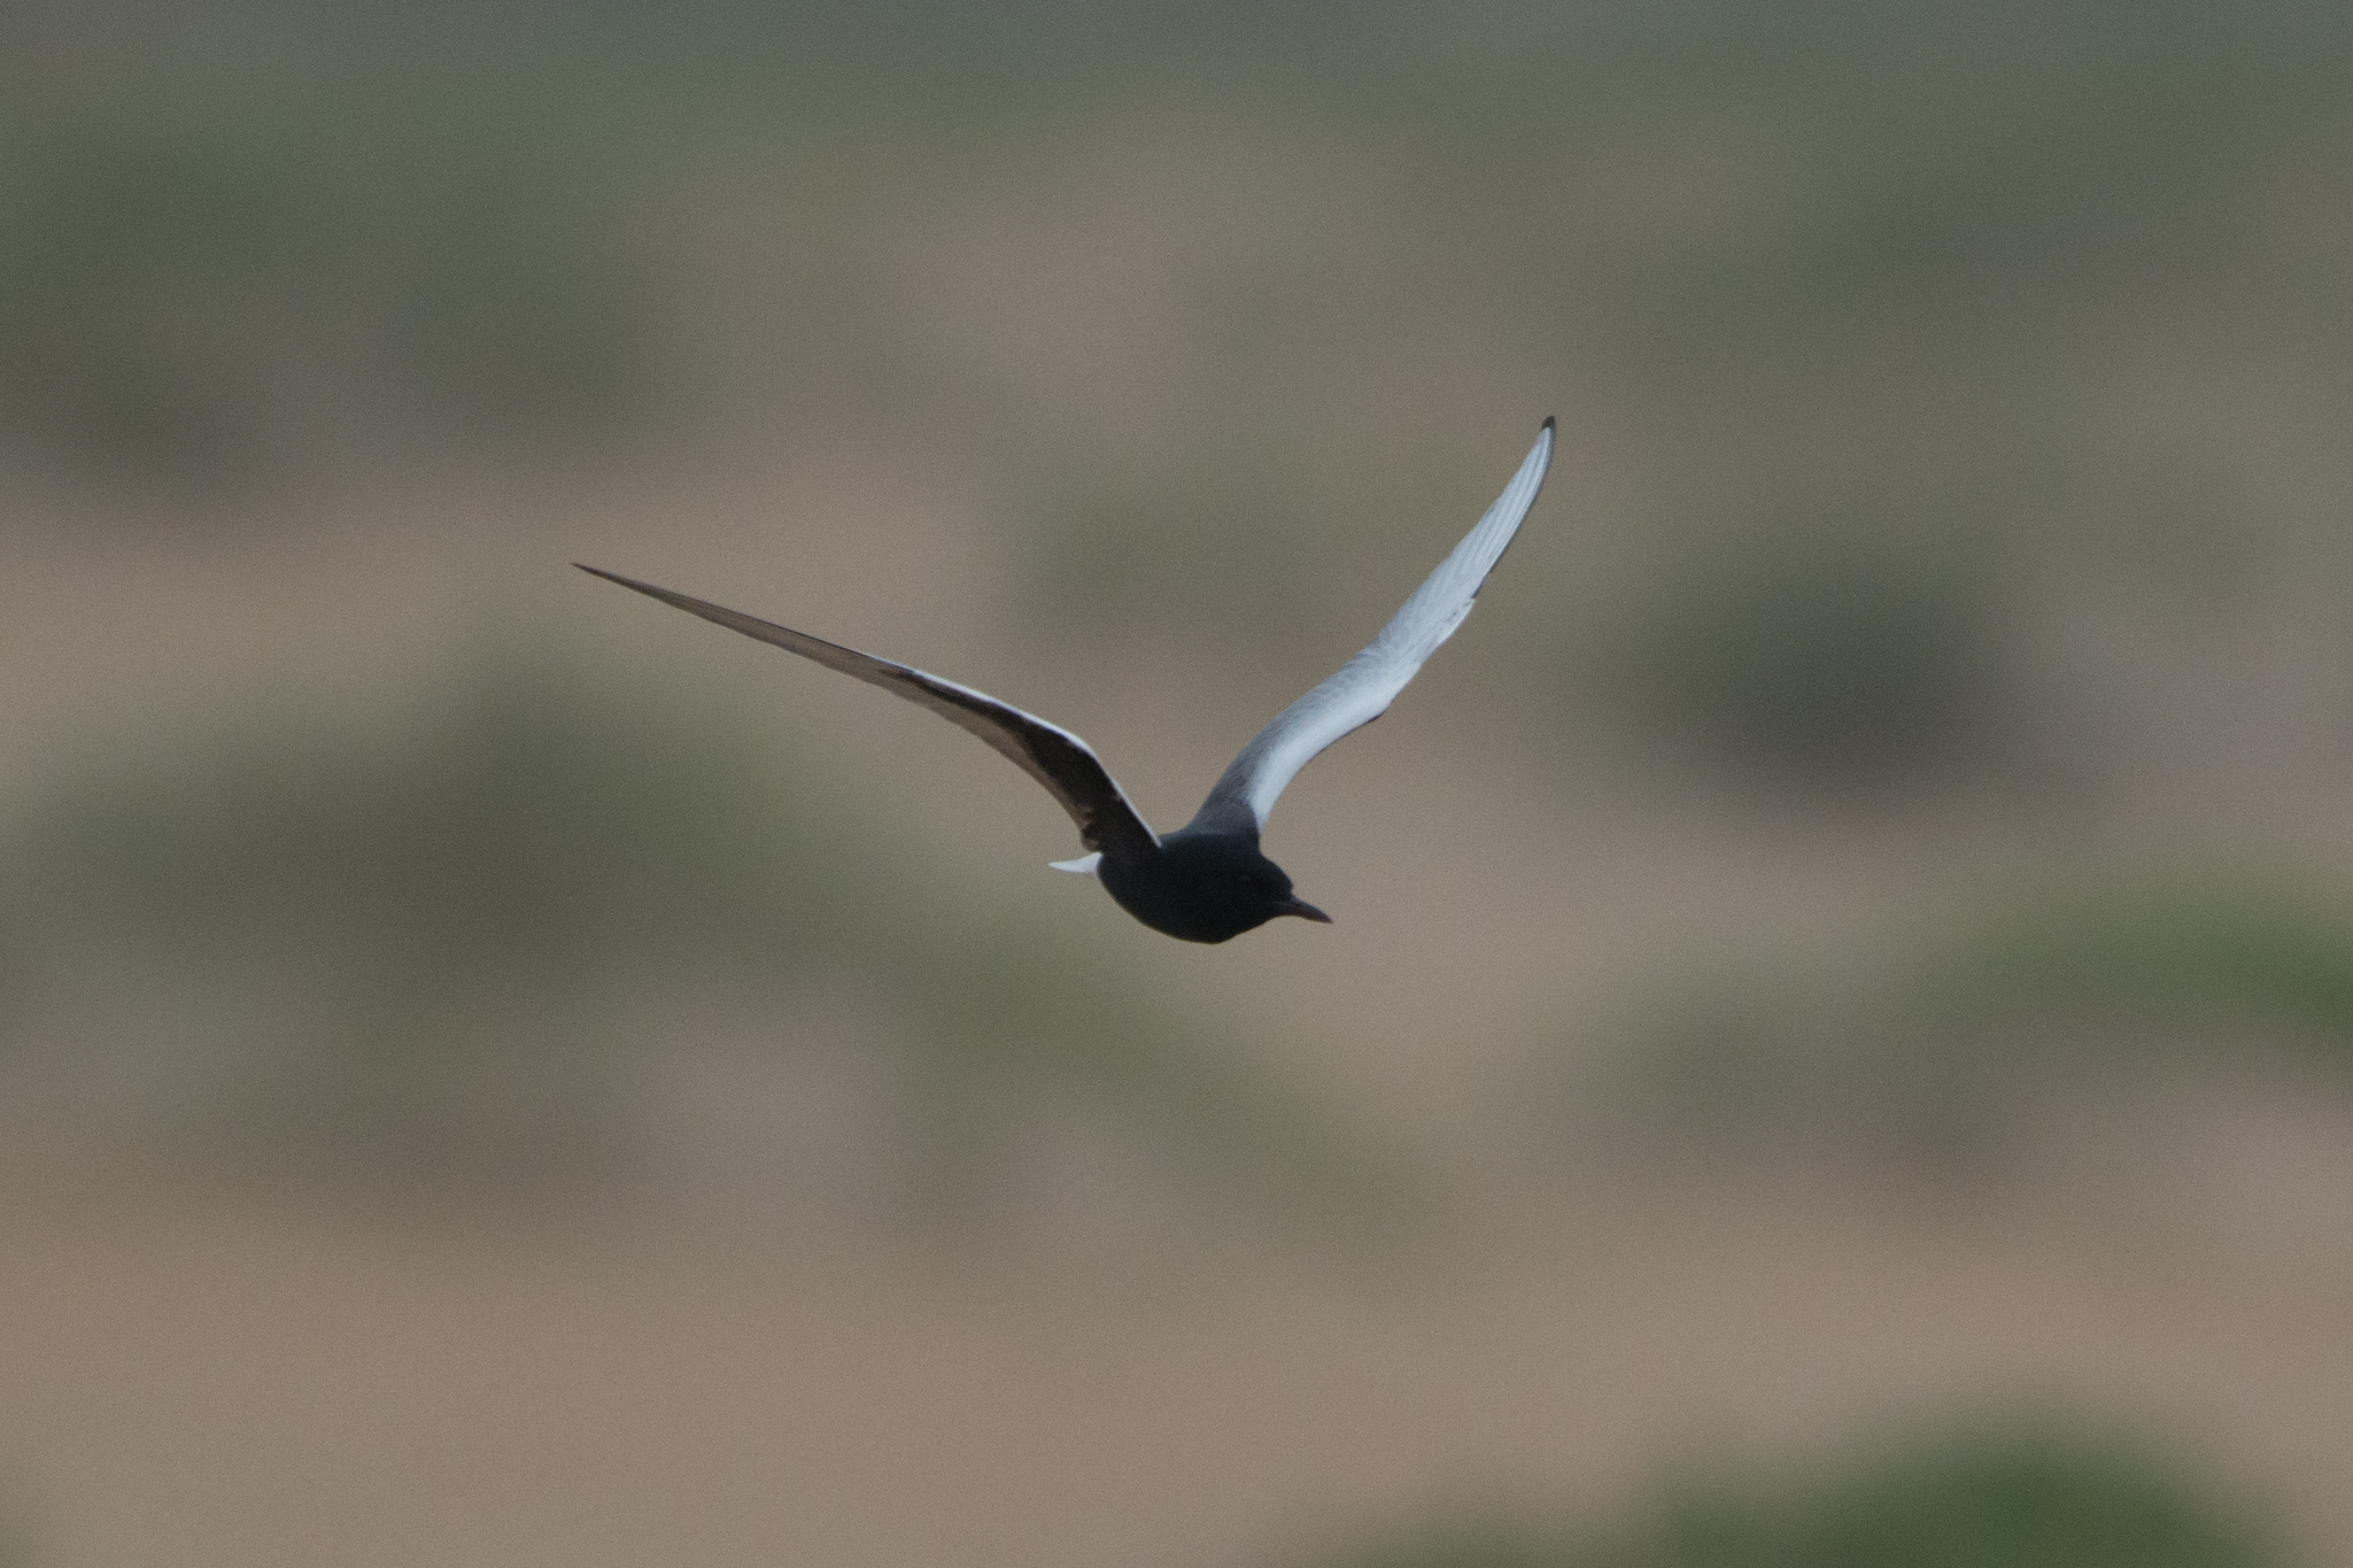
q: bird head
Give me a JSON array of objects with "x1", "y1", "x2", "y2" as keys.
[
  {"x1": 1153, "y1": 831, "x2": 1331, "y2": 936},
  {"x1": 1250, "y1": 864, "x2": 1332, "y2": 926}
]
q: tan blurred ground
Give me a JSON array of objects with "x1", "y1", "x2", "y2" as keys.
[{"x1": 1, "y1": 1179, "x2": 2348, "y2": 1568}]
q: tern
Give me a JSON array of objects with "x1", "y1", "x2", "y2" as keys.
[{"x1": 580, "y1": 418, "x2": 1553, "y2": 943}]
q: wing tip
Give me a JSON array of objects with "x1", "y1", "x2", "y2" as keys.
[
  {"x1": 577, "y1": 562, "x2": 665, "y2": 599},
  {"x1": 1541, "y1": 413, "x2": 1556, "y2": 432}
]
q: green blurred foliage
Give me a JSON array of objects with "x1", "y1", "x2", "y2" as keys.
[
  {"x1": 1614, "y1": 871, "x2": 2353, "y2": 1170},
  {"x1": 1882, "y1": 876, "x2": 2353, "y2": 1060},
  {"x1": 1302, "y1": 1418, "x2": 2285, "y2": 1568},
  {"x1": 1594, "y1": 517, "x2": 2009, "y2": 783},
  {"x1": 0, "y1": 14, "x2": 664, "y2": 481},
  {"x1": 1790, "y1": 1427, "x2": 2277, "y2": 1568},
  {"x1": 0, "y1": 651, "x2": 1398, "y2": 1227}
]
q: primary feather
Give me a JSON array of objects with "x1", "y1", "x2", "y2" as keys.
[
  {"x1": 573, "y1": 566, "x2": 1159, "y2": 862},
  {"x1": 1184, "y1": 417, "x2": 1554, "y2": 837}
]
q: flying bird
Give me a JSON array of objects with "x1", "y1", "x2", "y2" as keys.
[{"x1": 580, "y1": 418, "x2": 1553, "y2": 943}]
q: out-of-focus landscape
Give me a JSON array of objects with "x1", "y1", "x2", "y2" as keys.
[{"x1": 3, "y1": 3, "x2": 2352, "y2": 1564}]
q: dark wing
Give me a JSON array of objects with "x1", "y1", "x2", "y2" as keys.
[
  {"x1": 1184, "y1": 418, "x2": 1554, "y2": 836},
  {"x1": 577, "y1": 566, "x2": 1158, "y2": 862}
]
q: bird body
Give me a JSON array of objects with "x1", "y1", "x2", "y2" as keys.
[
  {"x1": 581, "y1": 418, "x2": 1553, "y2": 943},
  {"x1": 1095, "y1": 829, "x2": 1327, "y2": 944}
]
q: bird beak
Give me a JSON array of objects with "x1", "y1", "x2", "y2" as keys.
[{"x1": 1276, "y1": 893, "x2": 1333, "y2": 924}]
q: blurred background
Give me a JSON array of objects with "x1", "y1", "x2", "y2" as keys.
[{"x1": 1, "y1": 1, "x2": 2349, "y2": 1564}]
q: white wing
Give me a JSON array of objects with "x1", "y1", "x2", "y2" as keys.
[{"x1": 1184, "y1": 419, "x2": 1554, "y2": 837}]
